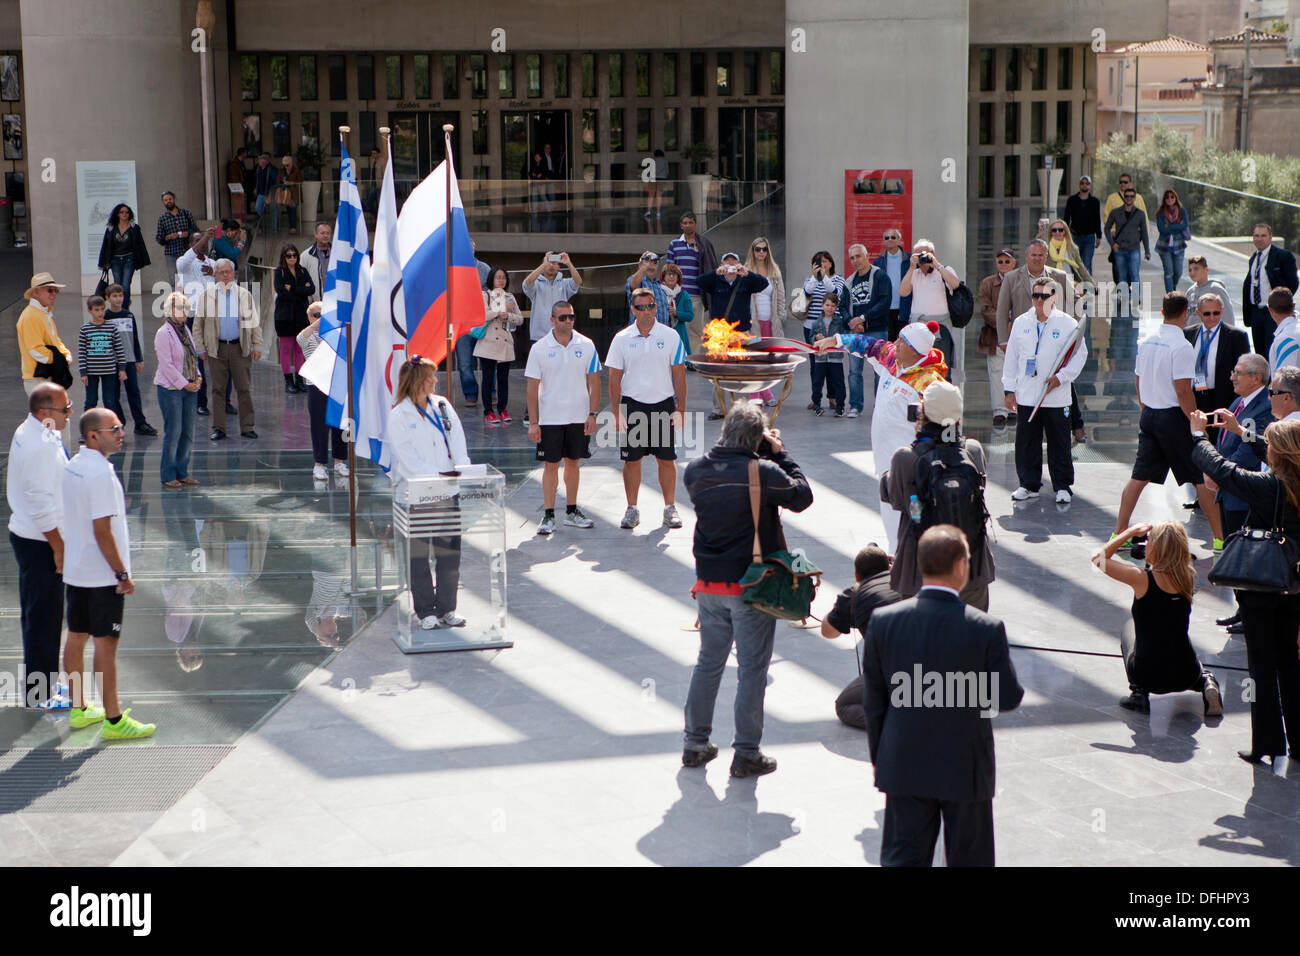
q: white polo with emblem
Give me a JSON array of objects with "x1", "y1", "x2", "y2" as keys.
[
  {"x1": 62, "y1": 447, "x2": 130, "y2": 588},
  {"x1": 524, "y1": 329, "x2": 602, "y2": 425},
  {"x1": 604, "y1": 321, "x2": 686, "y2": 404}
]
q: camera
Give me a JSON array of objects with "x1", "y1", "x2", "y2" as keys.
[
  {"x1": 727, "y1": 265, "x2": 738, "y2": 274},
  {"x1": 916, "y1": 252, "x2": 933, "y2": 265},
  {"x1": 906, "y1": 403, "x2": 921, "y2": 422},
  {"x1": 548, "y1": 254, "x2": 562, "y2": 263}
]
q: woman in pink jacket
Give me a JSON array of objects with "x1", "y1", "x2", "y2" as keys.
[{"x1": 154, "y1": 291, "x2": 203, "y2": 488}]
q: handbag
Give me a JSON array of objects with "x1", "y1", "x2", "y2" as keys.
[
  {"x1": 790, "y1": 287, "x2": 808, "y2": 320},
  {"x1": 93, "y1": 270, "x2": 111, "y2": 298},
  {"x1": 1208, "y1": 483, "x2": 1300, "y2": 594},
  {"x1": 739, "y1": 459, "x2": 822, "y2": 620},
  {"x1": 945, "y1": 281, "x2": 975, "y2": 328},
  {"x1": 469, "y1": 323, "x2": 489, "y2": 340}
]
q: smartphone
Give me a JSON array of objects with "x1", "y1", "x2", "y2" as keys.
[
  {"x1": 906, "y1": 403, "x2": 921, "y2": 422},
  {"x1": 548, "y1": 254, "x2": 562, "y2": 263}
]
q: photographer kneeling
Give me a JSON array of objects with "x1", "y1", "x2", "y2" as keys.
[{"x1": 682, "y1": 401, "x2": 813, "y2": 777}]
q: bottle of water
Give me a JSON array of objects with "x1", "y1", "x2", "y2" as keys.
[{"x1": 908, "y1": 494, "x2": 922, "y2": 524}]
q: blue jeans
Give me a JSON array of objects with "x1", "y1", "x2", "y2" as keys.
[
  {"x1": 1159, "y1": 247, "x2": 1184, "y2": 293},
  {"x1": 157, "y1": 386, "x2": 196, "y2": 482},
  {"x1": 848, "y1": 353, "x2": 865, "y2": 412},
  {"x1": 1114, "y1": 249, "x2": 1142, "y2": 317},
  {"x1": 684, "y1": 592, "x2": 777, "y2": 755},
  {"x1": 110, "y1": 255, "x2": 135, "y2": 310},
  {"x1": 1076, "y1": 234, "x2": 1096, "y2": 275},
  {"x1": 85, "y1": 374, "x2": 123, "y2": 420},
  {"x1": 454, "y1": 333, "x2": 478, "y2": 402}
]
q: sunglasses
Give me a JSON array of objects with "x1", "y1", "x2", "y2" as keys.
[
  {"x1": 93, "y1": 424, "x2": 125, "y2": 435},
  {"x1": 1270, "y1": 389, "x2": 1295, "y2": 398},
  {"x1": 1201, "y1": 310, "x2": 1221, "y2": 317},
  {"x1": 554, "y1": 313, "x2": 576, "y2": 321},
  {"x1": 1031, "y1": 292, "x2": 1054, "y2": 300},
  {"x1": 754, "y1": 247, "x2": 768, "y2": 253},
  {"x1": 40, "y1": 404, "x2": 73, "y2": 414},
  {"x1": 285, "y1": 253, "x2": 298, "y2": 258},
  {"x1": 1050, "y1": 227, "x2": 1065, "y2": 234},
  {"x1": 632, "y1": 304, "x2": 656, "y2": 312},
  {"x1": 1124, "y1": 193, "x2": 1137, "y2": 198}
]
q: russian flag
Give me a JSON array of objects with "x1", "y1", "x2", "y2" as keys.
[{"x1": 397, "y1": 159, "x2": 484, "y2": 366}]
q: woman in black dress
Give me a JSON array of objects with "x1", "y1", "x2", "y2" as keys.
[
  {"x1": 273, "y1": 243, "x2": 315, "y2": 393},
  {"x1": 1190, "y1": 410, "x2": 1300, "y2": 764}
]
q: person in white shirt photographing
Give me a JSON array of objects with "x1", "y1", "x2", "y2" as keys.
[{"x1": 385, "y1": 355, "x2": 470, "y2": 630}]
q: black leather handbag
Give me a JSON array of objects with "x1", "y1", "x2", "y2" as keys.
[{"x1": 1209, "y1": 484, "x2": 1300, "y2": 594}]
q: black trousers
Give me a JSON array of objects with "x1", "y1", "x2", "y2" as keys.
[
  {"x1": 410, "y1": 534, "x2": 462, "y2": 619},
  {"x1": 811, "y1": 361, "x2": 845, "y2": 410},
  {"x1": 1014, "y1": 403, "x2": 1074, "y2": 492},
  {"x1": 478, "y1": 358, "x2": 512, "y2": 415},
  {"x1": 882, "y1": 793, "x2": 995, "y2": 867},
  {"x1": 1245, "y1": 305, "x2": 1274, "y2": 358},
  {"x1": 887, "y1": 308, "x2": 902, "y2": 342},
  {"x1": 1239, "y1": 598, "x2": 1300, "y2": 757},
  {"x1": 306, "y1": 385, "x2": 348, "y2": 464},
  {"x1": 10, "y1": 532, "x2": 64, "y2": 706},
  {"x1": 1069, "y1": 386, "x2": 1084, "y2": 431}
]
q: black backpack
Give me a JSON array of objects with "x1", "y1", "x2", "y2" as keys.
[{"x1": 914, "y1": 439, "x2": 989, "y2": 550}]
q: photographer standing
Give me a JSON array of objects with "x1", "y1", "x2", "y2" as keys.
[
  {"x1": 682, "y1": 402, "x2": 813, "y2": 777},
  {"x1": 899, "y1": 239, "x2": 961, "y2": 374}
]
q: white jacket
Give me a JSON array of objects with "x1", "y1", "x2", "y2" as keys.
[
  {"x1": 6, "y1": 414, "x2": 66, "y2": 541},
  {"x1": 1001, "y1": 308, "x2": 1086, "y2": 408},
  {"x1": 385, "y1": 396, "x2": 471, "y2": 481}
]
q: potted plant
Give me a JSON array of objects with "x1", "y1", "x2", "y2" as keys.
[
  {"x1": 684, "y1": 141, "x2": 715, "y2": 226},
  {"x1": 295, "y1": 141, "x2": 326, "y2": 225}
]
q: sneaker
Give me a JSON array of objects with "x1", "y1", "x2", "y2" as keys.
[
  {"x1": 1011, "y1": 487, "x2": 1039, "y2": 501},
  {"x1": 682, "y1": 744, "x2": 719, "y2": 768},
  {"x1": 419, "y1": 614, "x2": 443, "y2": 630},
  {"x1": 620, "y1": 506, "x2": 640, "y2": 529},
  {"x1": 833, "y1": 409, "x2": 845, "y2": 418},
  {"x1": 522, "y1": 413, "x2": 530, "y2": 426},
  {"x1": 241, "y1": 430, "x2": 258, "y2": 439},
  {"x1": 210, "y1": 428, "x2": 226, "y2": 441},
  {"x1": 993, "y1": 414, "x2": 1008, "y2": 428},
  {"x1": 846, "y1": 408, "x2": 860, "y2": 418},
  {"x1": 68, "y1": 703, "x2": 106, "y2": 729},
  {"x1": 730, "y1": 751, "x2": 778, "y2": 778},
  {"x1": 498, "y1": 411, "x2": 512, "y2": 424},
  {"x1": 1203, "y1": 674, "x2": 1224, "y2": 717},
  {"x1": 806, "y1": 402, "x2": 816, "y2": 410},
  {"x1": 564, "y1": 507, "x2": 594, "y2": 528},
  {"x1": 439, "y1": 612, "x2": 466, "y2": 628},
  {"x1": 335, "y1": 460, "x2": 349, "y2": 478},
  {"x1": 196, "y1": 405, "x2": 210, "y2": 417},
  {"x1": 1055, "y1": 489, "x2": 1072, "y2": 504},
  {"x1": 134, "y1": 423, "x2": 158, "y2": 436},
  {"x1": 26, "y1": 695, "x2": 71, "y2": 712},
  {"x1": 537, "y1": 514, "x2": 556, "y2": 535},
  {"x1": 664, "y1": 504, "x2": 683, "y2": 528},
  {"x1": 814, "y1": 407, "x2": 825, "y2": 417},
  {"x1": 485, "y1": 411, "x2": 500, "y2": 425},
  {"x1": 1118, "y1": 692, "x2": 1150, "y2": 714},
  {"x1": 100, "y1": 708, "x2": 156, "y2": 741},
  {"x1": 1213, "y1": 537, "x2": 1225, "y2": 553},
  {"x1": 312, "y1": 463, "x2": 328, "y2": 480}
]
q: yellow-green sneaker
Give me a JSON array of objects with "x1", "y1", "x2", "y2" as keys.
[
  {"x1": 100, "y1": 708, "x2": 156, "y2": 741},
  {"x1": 68, "y1": 704, "x2": 106, "y2": 729}
]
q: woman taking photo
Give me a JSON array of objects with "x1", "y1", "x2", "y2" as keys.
[
  {"x1": 802, "y1": 251, "x2": 847, "y2": 406},
  {"x1": 153, "y1": 291, "x2": 202, "y2": 489},
  {"x1": 1091, "y1": 521, "x2": 1222, "y2": 717},
  {"x1": 97, "y1": 204, "x2": 151, "y2": 310},
  {"x1": 1156, "y1": 188, "x2": 1191, "y2": 293},
  {"x1": 1191, "y1": 411, "x2": 1300, "y2": 764},
  {"x1": 474, "y1": 267, "x2": 523, "y2": 425},
  {"x1": 385, "y1": 356, "x2": 471, "y2": 630},
  {"x1": 1037, "y1": 218, "x2": 1093, "y2": 285},
  {"x1": 660, "y1": 262, "x2": 694, "y2": 357},
  {"x1": 273, "y1": 243, "x2": 315, "y2": 394},
  {"x1": 297, "y1": 301, "x2": 349, "y2": 480}
]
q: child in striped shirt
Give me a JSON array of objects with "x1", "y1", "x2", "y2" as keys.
[{"x1": 79, "y1": 295, "x2": 128, "y2": 420}]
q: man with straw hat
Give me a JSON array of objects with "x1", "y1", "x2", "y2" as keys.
[{"x1": 17, "y1": 272, "x2": 73, "y2": 450}]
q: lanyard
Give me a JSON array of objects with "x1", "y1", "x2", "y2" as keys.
[
  {"x1": 1197, "y1": 325, "x2": 1219, "y2": 368},
  {"x1": 416, "y1": 400, "x2": 455, "y2": 461},
  {"x1": 1032, "y1": 320, "x2": 1048, "y2": 361}
]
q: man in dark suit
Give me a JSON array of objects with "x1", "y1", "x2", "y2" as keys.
[
  {"x1": 863, "y1": 525, "x2": 1024, "y2": 867},
  {"x1": 1184, "y1": 292, "x2": 1250, "y2": 444},
  {"x1": 1206, "y1": 352, "x2": 1273, "y2": 634},
  {"x1": 1242, "y1": 223, "x2": 1300, "y2": 358},
  {"x1": 822, "y1": 545, "x2": 903, "y2": 730}
]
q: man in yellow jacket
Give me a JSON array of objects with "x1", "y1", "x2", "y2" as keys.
[{"x1": 17, "y1": 272, "x2": 73, "y2": 451}]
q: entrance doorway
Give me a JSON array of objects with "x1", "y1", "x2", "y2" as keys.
[
  {"x1": 718, "y1": 107, "x2": 784, "y2": 182},
  {"x1": 501, "y1": 110, "x2": 571, "y2": 180},
  {"x1": 389, "y1": 110, "x2": 460, "y2": 201}
]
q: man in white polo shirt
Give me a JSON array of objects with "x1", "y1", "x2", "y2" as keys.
[
  {"x1": 1266, "y1": 288, "x2": 1300, "y2": 375},
  {"x1": 7, "y1": 382, "x2": 72, "y2": 709},
  {"x1": 1113, "y1": 291, "x2": 1223, "y2": 553},
  {"x1": 526, "y1": 299, "x2": 602, "y2": 536},
  {"x1": 62, "y1": 408, "x2": 156, "y2": 740},
  {"x1": 606, "y1": 287, "x2": 688, "y2": 530}
]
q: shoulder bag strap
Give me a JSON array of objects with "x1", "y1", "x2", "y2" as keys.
[
  {"x1": 749, "y1": 458, "x2": 763, "y2": 561},
  {"x1": 1273, "y1": 480, "x2": 1283, "y2": 532}
]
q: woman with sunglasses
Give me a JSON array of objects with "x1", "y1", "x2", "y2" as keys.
[
  {"x1": 153, "y1": 292, "x2": 202, "y2": 489},
  {"x1": 746, "y1": 237, "x2": 786, "y2": 406},
  {"x1": 273, "y1": 243, "x2": 315, "y2": 393},
  {"x1": 385, "y1": 356, "x2": 470, "y2": 630},
  {"x1": 1156, "y1": 188, "x2": 1192, "y2": 293},
  {"x1": 1037, "y1": 218, "x2": 1093, "y2": 285}
]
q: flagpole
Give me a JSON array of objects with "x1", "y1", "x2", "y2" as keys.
[
  {"x1": 443, "y1": 124, "x2": 455, "y2": 397},
  {"x1": 338, "y1": 125, "x2": 359, "y2": 592}
]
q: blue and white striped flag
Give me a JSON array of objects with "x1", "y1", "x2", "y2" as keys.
[{"x1": 300, "y1": 141, "x2": 372, "y2": 429}]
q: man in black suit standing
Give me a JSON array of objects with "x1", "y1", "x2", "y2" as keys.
[
  {"x1": 1184, "y1": 292, "x2": 1250, "y2": 446},
  {"x1": 863, "y1": 525, "x2": 1024, "y2": 866},
  {"x1": 1242, "y1": 223, "x2": 1300, "y2": 358}
]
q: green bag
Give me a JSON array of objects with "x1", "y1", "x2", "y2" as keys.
[{"x1": 739, "y1": 459, "x2": 822, "y2": 620}]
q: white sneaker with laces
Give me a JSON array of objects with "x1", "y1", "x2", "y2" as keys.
[
  {"x1": 564, "y1": 507, "x2": 594, "y2": 528},
  {"x1": 335, "y1": 460, "x2": 349, "y2": 478},
  {"x1": 312, "y1": 463, "x2": 328, "y2": 480},
  {"x1": 419, "y1": 615, "x2": 443, "y2": 630},
  {"x1": 1055, "y1": 489, "x2": 1072, "y2": 504},
  {"x1": 846, "y1": 408, "x2": 860, "y2": 418},
  {"x1": 663, "y1": 505, "x2": 683, "y2": 528},
  {"x1": 1011, "y1": 487, "x2": 1039, "y2": 501},
  {"x1": 620, "y1": 506, "x2": 640, "y2": 529},
  {"x1": 439, "y1": 611, "x2": 466, "y2": 628}
]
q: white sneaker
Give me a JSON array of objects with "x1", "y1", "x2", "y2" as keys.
[
  {"x1": 620, "y1": 506, "x2": 640, "y2": 529},
  {"x1": 846, "y1": 408, "x2": 860, "y2": 418},
  {"x1": 312, "y1": 463, "x2": 328, "y2": 480},
  {"x1": 439, "y1": 611, "x2": 466, "y2": 628},
  {"x1": 1011, "y1": 487, "x2": 1039, "y2": 501},
  {"x1": 564, "y1": 507, "x2": 594, "y2": 528},
  {"x1": 418, "y1": 615, "x2": 443, "y2": 630},
  {"x1": 1055, "y1": 489, "x2": 1072, "y2": 504},
  {"x1": 335, "y1": 460, "x2": 349, "y2": 478},
  {"x1": 663, "y1": 505, "x2": 683, "y2": 528}
]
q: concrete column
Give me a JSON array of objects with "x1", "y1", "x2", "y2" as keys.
[
  {"x1": 785, "y1": 0, "x2": 969, "y2": 286},
  {"x1": 20, "y1": 0, "x2": 208, "y2": 337}
]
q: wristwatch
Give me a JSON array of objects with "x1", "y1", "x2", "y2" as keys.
[
  {"x1": 1191, "y1": 431, "x2": 1206, "y2": 440},
  {"x1": 115, "y1": 570, "x2": 130, "y2": 582}
]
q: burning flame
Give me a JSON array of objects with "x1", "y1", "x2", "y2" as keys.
[{"x1": 703, "y1": 319, "x2": 751, "y2": 358}]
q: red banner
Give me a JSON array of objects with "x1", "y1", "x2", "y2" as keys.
[{"x1": 844, "y1": 169, "x2": 913, "y2": 267}]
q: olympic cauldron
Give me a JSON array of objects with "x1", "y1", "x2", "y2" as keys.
[{"x1": 688, "y1": 319, "x2": 807, "y2": 417}]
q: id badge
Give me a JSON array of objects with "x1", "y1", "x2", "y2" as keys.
[
  {"x1": 1025, "y1": 357, "x2": 1037, "y2": 377},
  {"x1": 1193, "y1": 372, "x2": 1208, "y2": 391}
]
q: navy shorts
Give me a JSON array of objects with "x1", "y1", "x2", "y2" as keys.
[
  {"x1": 66, "y1": 584, "x2": 125, "y2": 638},
  {"x1": 1132, "y1": 406, "x2": 1200, "y2": 485}
]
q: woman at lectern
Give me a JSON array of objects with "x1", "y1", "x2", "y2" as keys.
[{"x1": 386, "y1": 355, "x2": 471, "y2": 630}]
